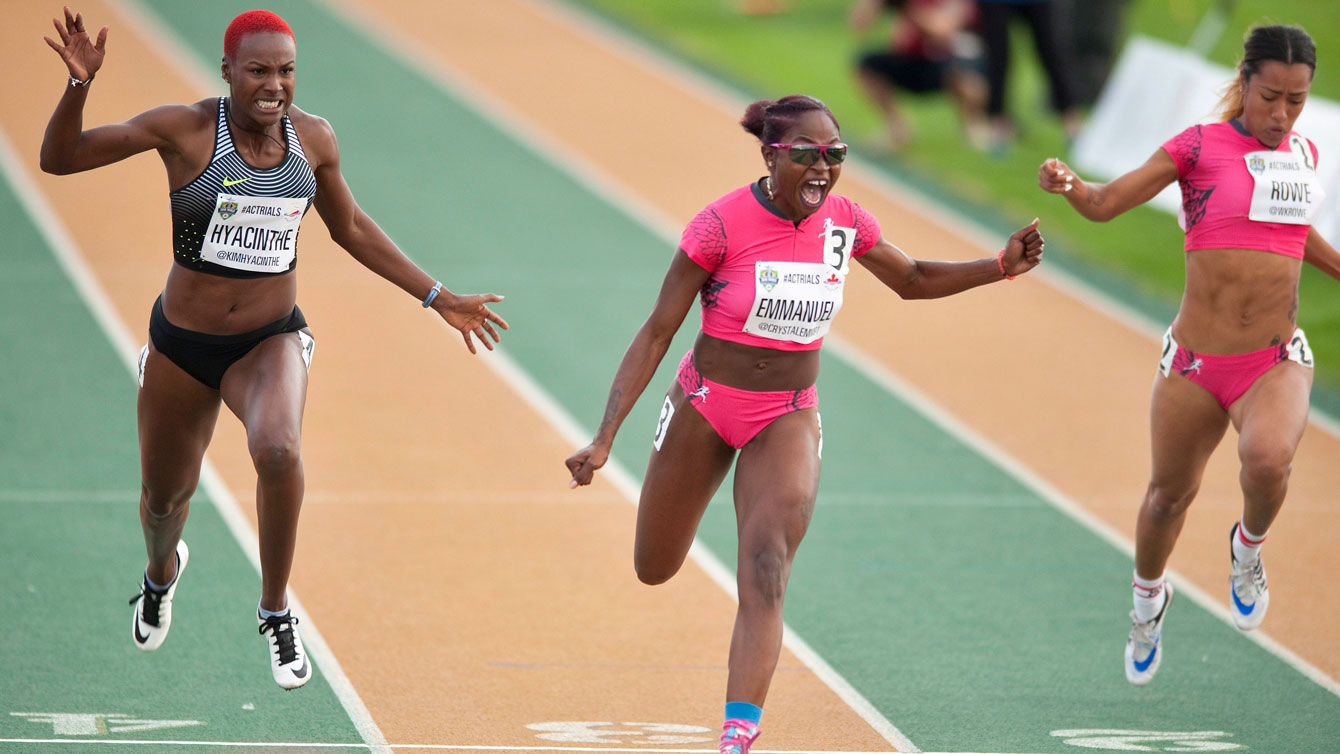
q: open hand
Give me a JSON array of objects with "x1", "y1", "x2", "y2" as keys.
[
  {"x1": 432, "y1": 290, "x2": 508, "y2": 354},
  {"x1": 1001, "y1": 217, "x2": 1044, "y2": 277},
  {"x1": 44, "y1": 7, "x2": 107, "y2": 81}
]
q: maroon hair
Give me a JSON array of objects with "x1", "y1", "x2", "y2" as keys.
[
  {"x1": 224, "y1": 10, "x2": 295, "y2": 61},
  {"x1": 740, "y1": 95, "x2": 839, "y2": 144}
]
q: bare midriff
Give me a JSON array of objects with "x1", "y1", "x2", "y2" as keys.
[
  {"x1": 1175, "y1": 247, "x2": 1302, "y2": 354},
  {"x1": 692, "y1": 331, "x2": 821, "y2": 393},
  {"x1": 160, "y1": 264, "x2": 299, "y2": 334}
]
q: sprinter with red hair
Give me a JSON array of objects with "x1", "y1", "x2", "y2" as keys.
[{"x1": 42, "y1": 6, "x2": 508, "y2": 689}]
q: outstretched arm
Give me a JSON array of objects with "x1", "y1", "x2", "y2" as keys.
[
  {"x1": 1304, "y1": 228, "x2": 1340, "y2": 283},
  {"x1": 565, "y1": 250, "x2": 710, "y2": 487},
  {"x1": 1038, "y1": 149, "x2": 1178, "y2": 222},
  {"x1": 305, "y1": 115, "x2": 507, "y2": 354},
  {"x1": 857, "y1": 218, "x2": 1044, "y2": 299},
  {"x1": 40, "y1": 7, "x2": 197, "y2": 175}
]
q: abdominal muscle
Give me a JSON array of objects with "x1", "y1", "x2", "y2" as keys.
[
  {"x1": 160, "y1": 264, "x2": 299, "y2": 335},
  {"x1": 1174, "y1": 247, "x2": 1302, "y2": 354},
  {"x1": 692, "y1": 331, "x2": 821, "y2": 393}
]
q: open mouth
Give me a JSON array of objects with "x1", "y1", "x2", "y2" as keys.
[{"x1": 799, "y1": 179, "x2": 829, "y2": 208}]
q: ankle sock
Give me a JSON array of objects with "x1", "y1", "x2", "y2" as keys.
[
  {"x1": 724, "y1": 701, "x2": 762, "y2": 725},
  {"x1": 1232, "y1": 520, "x2": 1267, "y2": 564},
  {"x1": 1132, "y1": 571, "x2": 1166, "y2": 623},
  {"x1": 258, "y1": 602, "x2": 290, "y2": 620}
]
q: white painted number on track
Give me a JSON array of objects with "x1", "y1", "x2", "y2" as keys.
[
  {"x1": 10, "y1": 712, "x2": 205, "y2": 736},
  {"x1": 528, "y1": 721, "x2": 712, "y2": 744},
  {"x1": 1051, "y1": 728, "x2": 1242, "y2": 751}
]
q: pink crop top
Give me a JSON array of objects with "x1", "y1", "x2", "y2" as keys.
[
  {"x1": 679, "y1": 182, "x2": 881, "y2": 350},
  {"x1": 1161, "y1": 121, "x2": 1322, "y2": 259}
]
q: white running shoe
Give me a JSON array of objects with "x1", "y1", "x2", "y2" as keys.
[
  {"x1": 129, "y1": 540, "x2": 189, "y2": 651},
  {"x1": 258, "y1": 610, "x2": 311, "y2": 690},
  {"x1": 1229, "y1": 523, "x2": 1269, "y2": 630},
  {"x1": 1124, "y1": 581, "x2": 1173, "y2": 685}
]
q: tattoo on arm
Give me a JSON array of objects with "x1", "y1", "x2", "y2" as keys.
[
  {"x1": 1086, "y1": 185, "x2": 1106, "y2": 207},
  {"x1": 1271, "y1": 335, "x2": 1281, "y2": 346},
  {"x1": 597, "y1": 388, "x2": 623, "y2": 435}
]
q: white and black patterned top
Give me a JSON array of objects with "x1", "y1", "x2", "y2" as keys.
[{"x1": 169, "y1": 98, "x2": 318, "y2": 278}]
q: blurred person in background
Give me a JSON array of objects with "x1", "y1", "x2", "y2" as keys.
[
  {"x1": 977, "y1": 0, "x2": 1082, "y2": 149},
  {"x1": 851, "y1": 0, "x2": 989, "y2": 152},
  {"x1": 1054, "y1": 0, "x2": 1130, "y2": 107}
]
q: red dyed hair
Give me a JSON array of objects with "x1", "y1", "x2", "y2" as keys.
[{"x1": 223, "y1": 10, "x2": 295, "y2": 61}]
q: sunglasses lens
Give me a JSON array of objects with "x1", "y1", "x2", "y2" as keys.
[
  {"x1": 789, "y1": 145, "x2": 820, "y2": 165},
  {"x1": 826, "y1": 145, "x2": 848, "y2": 164}
]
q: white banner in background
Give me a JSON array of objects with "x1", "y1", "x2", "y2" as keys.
[{"x1": 1072, "y1": 35, "x2": 1340, "y2": 247}]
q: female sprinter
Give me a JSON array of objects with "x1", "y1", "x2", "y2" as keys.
[
  {"x1": 1038, "y1": 25, "x2": 1339, "y2": 685},
  {"x1": 567, "y1": 94, "x2": 1043, "y2": 752},
  {"x1": 41, "y1": 7, "x2": 507, "y2": 689}
]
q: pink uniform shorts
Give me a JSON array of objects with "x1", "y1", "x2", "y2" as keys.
[
  {"x1": 675, "y1": 350, "x2": 818, "y2": 449},
  {"x1": 1158, "y1": 327, "x2": 1313, "y2": 410}
]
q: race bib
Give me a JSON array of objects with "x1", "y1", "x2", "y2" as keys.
[
  {"x1": 201, "y1": 193, "x2": 307, "y2": 273},
  {"x1": 743, "y1": 260, "x2": 845, "y2": 344},
  {"x1": 742, "y1": 220, "x2": 853, "y2": 344},
  {"x1": 1244, "y1": 139, "x2": 1324, "y2": 225}
]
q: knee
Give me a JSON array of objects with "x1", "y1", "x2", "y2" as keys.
[
  {"x1": 140, "y1": 481, "x2": 193, "y2": 520},
  {"x1": 740, "y1": 543, "x2": 789, "y2": 607},
  {"x1": 251, "y1": 439, "x2": 301, "y2": 478},
  {"x1": 1143, "y1": 481, "x2": 1197, "y2": 520},
  {"x1": 633, "y1": 553, "x2": 681, "y2": 586},
  {"x1": 1239, "y1": 444, "x2": 1293, "y2": 489}
]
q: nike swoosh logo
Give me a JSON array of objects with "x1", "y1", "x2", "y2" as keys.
[
  {"x1": 133, "y1": 607, "x2": 152, "y2": 645},
  {"x1": 1231, "y1": 589, "x2": 1256, "y2": 615},
  {"x1": 222, "y1": 177, "x2": 251, "y2": 187},
  {"x1": 291, "y1": 654, "x2": 309, "y2": 679},
  {"x1": 1132, "y1": 644, "x2": 1157, "y2": 673}
]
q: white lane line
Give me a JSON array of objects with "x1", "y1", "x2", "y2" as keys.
[
  {"x1": 0, "y1": 742, "x2": 1016, "y2": 754},
  {"x1": 330, "y1": 0, "x2": 1340, "y2": 703},
  {"x1": 0, "y1": 31, "x2": 390, "y2": 754},
  {"x1": 314, "y1": 1, "x2": 919, "y2": 751}
]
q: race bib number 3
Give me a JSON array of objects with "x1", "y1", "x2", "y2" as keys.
[
  {"x1": 1244, "y1": 142, "x2": 1324, "y2": 225},
  {"x1": 202, "y1": 192, "x2": 307, "y2": 272}
]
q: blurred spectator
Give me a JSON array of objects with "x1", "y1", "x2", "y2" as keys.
[
  {"x1": 976, "y1": 0, "x2": 1081, "y2": 147},
  {"x1": 1054, "y1": 0, "x2": 1130, "y2": 106},
  {"x1": 851, "y1": 0, "x2": 989, "y2": 153}
]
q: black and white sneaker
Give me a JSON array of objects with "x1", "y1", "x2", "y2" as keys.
[
  {"x1": 258, "y1": 610, "x2": 311, "y2": 690},
  {"x1": 129, "y1": 539, "x2": 189, "y2": 651}
]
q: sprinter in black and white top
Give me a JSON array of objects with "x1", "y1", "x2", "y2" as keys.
[{"x1": 41, "y1": 7, "x2": 508, "y2": 689}]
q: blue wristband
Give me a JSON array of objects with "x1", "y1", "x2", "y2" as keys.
[{"x1": 421, "y1": 281, "x2": 443, "y2": 308}]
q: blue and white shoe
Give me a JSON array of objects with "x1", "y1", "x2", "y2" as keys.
[
  {"x1": 1124, "y1": 582, "x2": 1173, "y2": 685},
  {"x1": 129, "y1": 539, "x2": 189, "y2": 651},
  {"x1": 1229, "y1": 523, "x2": 1269, "y2": 630}
]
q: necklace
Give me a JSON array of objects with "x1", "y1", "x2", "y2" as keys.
[
  {"x1": 226, "y1": 98, "x2": 288, "y2": 153},
  {"x1": 764, "y1": 176, "x2": 776, "y2": 202}
]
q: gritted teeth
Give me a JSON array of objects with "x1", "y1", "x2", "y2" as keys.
[{"x1": 257, "y1": 99, "x2": 281, "y2": 109}]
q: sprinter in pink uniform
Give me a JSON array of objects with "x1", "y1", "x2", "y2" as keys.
[
  {"x1": 567, "y1": 94, "x2": 1044, "y2": 753},
  {"x1": 1038, "y1": 25, "x2": 1340, "y2": 686}
]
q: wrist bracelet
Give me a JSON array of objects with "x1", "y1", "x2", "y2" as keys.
[
  {"x1": 68, "y1": 73, "x2": 95, "y2": 88},
  {"x1": 996, "y1": 249, "x2": 1015, "y2": 280},
  {"x1": 421, "y1": 280, "x2": 443, "y2": 308}
]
